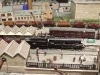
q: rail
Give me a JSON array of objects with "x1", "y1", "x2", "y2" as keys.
[{"x1": 26, "y1": 62, "x2": 97, "y2": 70}]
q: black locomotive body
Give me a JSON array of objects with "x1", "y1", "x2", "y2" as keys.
[
  {"x1": 27, "y1": 37, "x2": 48, "y2": 49},
  {"x1": 26, "y1": 37, "x2": 84, "y2": 50},
  {"x1": 48, "y1": 37, "x2": 84, "y2": 49}
]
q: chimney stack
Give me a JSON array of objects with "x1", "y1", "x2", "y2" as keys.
[{"x1": 27, "y1": 0, "x2": 32, "y2": 10}]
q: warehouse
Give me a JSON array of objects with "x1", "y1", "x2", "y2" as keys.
[{"x1": 0, "y1": 40, "x2": 30, "y2": 66}]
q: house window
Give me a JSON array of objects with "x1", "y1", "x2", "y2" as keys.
[
  {"x1": 2, "y1": 19, "x2": 6, "y2": 21},
  {"x1": 18, "y1": 17, "x2": 20, "y2": 20},
  {"x1": 24, "y1": 17, "x2": 26, "y2": 19},
  {"x1": 40, "y1": 16, "x2": 41, "y2": 18},
  {"x1": 21, "y1": 17, "x2": 23, "y2": 19},
  {"x1": 1, "y1": 14, "x2": 5, "y2": 16},
  {"x1": 8, "y1": 18, "x2": 12, "y2": 21},
  {"x1": 7, "y1": 13, "x2": 12, "y2": 16},
  {"x1": 36, "y1": 16, "x2": 38, "y2": 18},
  {"x1": 15, "y1": 17, "x2": 17, "y2": 20},
  {"x1": 30, "y1": 16, "x2": 32, "y2": 19},
  {"x1": 50, "y1": 12, "x2": 52, "y2": 14}
]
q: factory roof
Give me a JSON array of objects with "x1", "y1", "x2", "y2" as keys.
[
  {"x1": 4, "y1": 40, "x2": 19, "y2": 57},
  {"x1": 32, "y1": 2, "x2": 42, "y2": 5},
  {"x1": 19, "y1": 26, "x2": 27, "y2": 34},
  {"x1": 24, "y1": 26, "x2": 36, "y2": 35},
  {"x1": 60, "y1": 3, "x2": 71, "y2": 6},
  {"x1": 0, "y1": 6, "x2": 13, "y2": 13},
  {"x1": 11, "y1": 26, "x2": 19, "y2": 34},
  {"x1": 0, "y1": 26, "x2": 36, "y2": 35},
  {"x1": 0, "y1": 40, "x2": 8, "y2": 56},
  {"x1": 73, "y1": 0, "x2": 100, "y2": 4},
  {"x1": 3, "y1": 26, "x2": 12, "y2": 33},
  {"x1": 0, "y1": 40, "x2": 30, "y2": 59},
  {"x1": 16, "y1": 41, "x2": 30, "y2": 59},
  {"x1": 14, "y1": 10, "x2": 42, "y2": 16}
]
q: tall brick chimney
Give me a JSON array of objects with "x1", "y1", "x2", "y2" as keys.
[{"x1": 27, "y1": 0, "x2": 32, "y2": 10}]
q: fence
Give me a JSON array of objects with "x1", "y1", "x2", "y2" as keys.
[{"x1": 26, "y1": 62, "x2": 97, "y2": 70}]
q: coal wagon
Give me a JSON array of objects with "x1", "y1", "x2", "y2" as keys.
[
  {"x1": 43, "y1": 20, "x2": 55, "y2": 27},
  {"x1": 15, "y1": 21, "x2": 28, "y2": 27},
  {"x1": 57, "y1": 21, "x2": 70, "y2": 27}
]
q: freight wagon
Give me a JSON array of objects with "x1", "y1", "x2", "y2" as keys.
[{"x1": 57, "y1": 21, "x2": 70, "y2": 27}]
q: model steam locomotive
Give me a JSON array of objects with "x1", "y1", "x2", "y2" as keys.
[{"x1": 26, "y1": 36, "x2": 84, "y2": 50}]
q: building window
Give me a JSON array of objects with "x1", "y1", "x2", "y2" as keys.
[
  {"x1": 8, "y1": 18, "x2": 12, "y2": 21},
  {"x1": 21, "y1": 17, "x2": 23, "y2": 19},
  {"x1": 50, "y1": 12, "x2": 52, "y2": 14},
  {"x1": 36, "y1": 16, "x2": 38, "y2": 18},
  {"x1": 2, "y1": 19, "x2": 6, "y2": 21},
  {"x1": 18, "y1": 17, "x2": 20, "y2": 20},
  {"x1": 15, "y1": 17, "x2": 17, "y2": 20},
  {"x1": 1, "y1": 14, "x2": 5, "y2": 16},
  {"x1": 30, "y1": 16, "x2": 32, "y2": 19},
  {"x1": 7, "y1": 13, "x2": 12, "y2": 16},
  {"x1": 24, "y1": 17, "x2": 26, "y2": 19}
]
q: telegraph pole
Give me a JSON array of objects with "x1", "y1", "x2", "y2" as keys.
[{"x1": 98, "y1": 13, "x2": 100, "y2": 39}]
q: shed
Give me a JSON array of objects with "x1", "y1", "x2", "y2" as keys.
[
  {"x1": 0, "y1": 40, "x2": 30, "y2": 66},
  {"x1": 24, "y1": 26, "x2": 35, "y2": 36}
]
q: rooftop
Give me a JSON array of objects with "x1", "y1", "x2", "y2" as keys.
[
  {"x1": 60, "y1": 3, "x2": 71, "y2": 6},
  {"x1": 14, "y1": 10, "x2": 42, "y2": 16},
  {"x1": 0, "y1": 6, "x2": 13, "y2": 13},
  {"x1": 72, "y1": 0, "x2": 100, "y2": 4}
]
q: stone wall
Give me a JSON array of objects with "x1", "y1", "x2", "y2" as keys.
[
  {"x1": 70, "y1": 1, "x2": 100, "y2": 20},
  {"x1": 0, "y1": 54, "x2": 26, "y2": 66},
  {"x1": 0, "y1": 66, "x2": 98, "y2": 75}
]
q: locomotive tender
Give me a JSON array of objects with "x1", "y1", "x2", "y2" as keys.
[{"x1": 26, "y1": 36, "x2": 84, "y2": 50}]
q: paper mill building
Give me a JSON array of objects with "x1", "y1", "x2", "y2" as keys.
[
  {"x1": 0, "y1": 40, "x2": 30, "y2": 66},
  {"x1": 70, "y1": 0, "x2": 100, "y2": 20}
]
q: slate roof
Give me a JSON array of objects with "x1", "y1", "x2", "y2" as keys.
[
  {"x1": 73, "y1": 0, "x2": 100, "y2": 4},
  {"x1": 14, "y1": 10, "x2": 42, "y2": 16},
  {"x1": 0, "y1": 6, "x2": 13, "y2": 13},
  {"x1": 0, "y1": 40, "x2": 8, "y2": 56},
  {"x1": 0, "y1": 40, "x2": 30, "y2": 59},
  {"x1": 60, "y1": 3, "x2": 71, "y2": 6}
]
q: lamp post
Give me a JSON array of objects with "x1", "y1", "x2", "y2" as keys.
[
  {"x1": 83, "y1": 31, "x2": 85, "y2": 41},
  {"x1": 36, "y1": 47, "x2": 39, "y2": 62},
  {"x1": 97, "y1": 47, "x2": 100, "y2": 73},
  {"x1": 98, "y1": 13, "x2": 100, "y2": 39},
  {"x1": 41, "y1": 29, "x2": 42, "y2": 36}
]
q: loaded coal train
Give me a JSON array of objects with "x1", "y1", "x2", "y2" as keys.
[{"x1": 26, "y1": 36, "x2": 84, "y2": 50}]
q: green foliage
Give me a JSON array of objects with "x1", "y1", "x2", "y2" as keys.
[
  {"x1": 83, "y1": 19, "x2": 99, "y2": 23},
  {"x1": 53, "y1": 16, "x2": 59, "y2": 22},
  {"x1": 62, "y1": 16, "x2": 70, "y2": 21}
]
